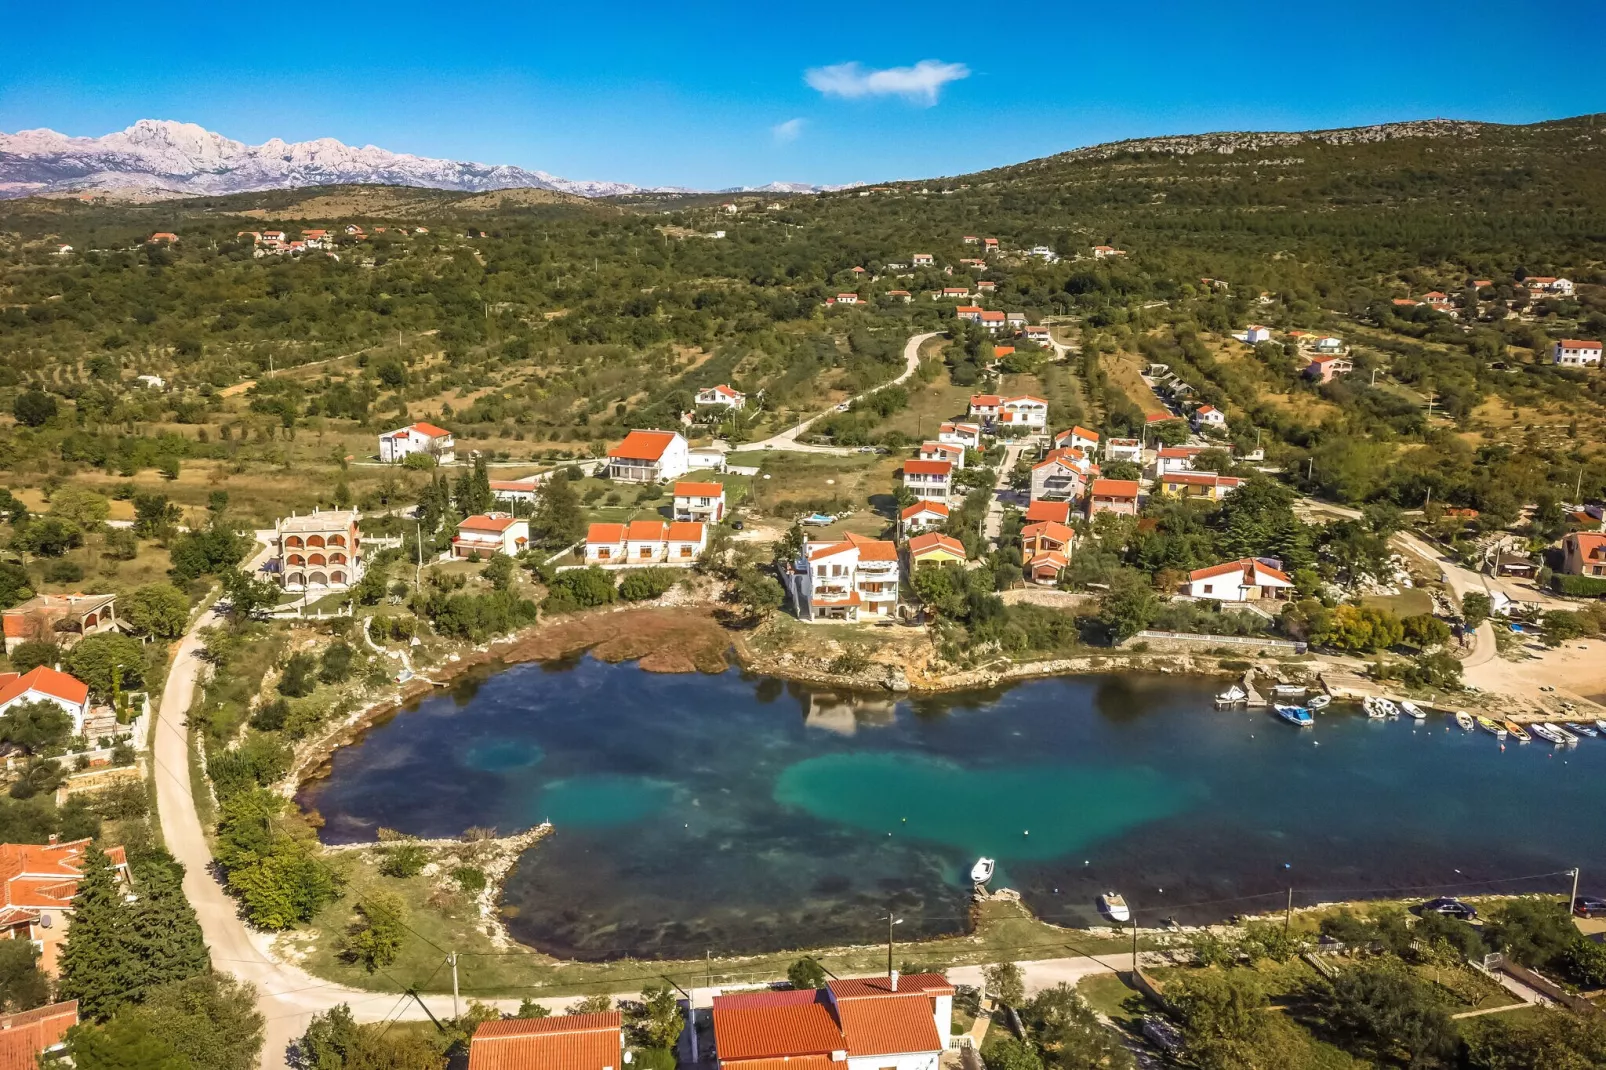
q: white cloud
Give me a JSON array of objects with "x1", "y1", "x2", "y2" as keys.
[
  {"x1": 772, "y1": 118, "x2": 805, "y2": 144},
  {"x1": 804, "y1": 60, "x2": 971, "y2": 105}
]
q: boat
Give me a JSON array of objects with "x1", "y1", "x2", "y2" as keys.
[
  {"x1": 1400, "y1": 700, "x2": 1426, "y2": 720},
  {"x1": 970, "y1": 857, "x2": 995, "y2": 885},
  {"x1": 1552, "y1": 724, "x2": 1580, "y2": 745},
  {"x1": 1565, "y1": 722, "x2": 1598, "y2": 738},
  {"x1": 1275, "y1": 704, "x2": 1314, "y2": 727},
  {"x1": 1364, "y1": 697, "x2": 1389, "y2": 720},
  {"x1": 1376, "y1": 699, "x2": 1401, "y2": 717},
  {"x1": 1504, "y1": 720, "x2": 1531, "y2": 743},
  {"x1": 1476, "y1": 716, "x2": 1507, "y2": 740},
  {"x1": 1273, "y1": 684, "x2": 1307, "y2": 696},
  {"x1": 1098, "y1": 892, "x2": 1131, "y2": 923},
  {"x1": 1214, "y1": 684, "x2": 1248, "y2": 707},
  {"x1": 1531, "y1": 723, "x2": 1566, "y2": 744},
  {"x1": 1455, "y1": 711, "x2": 1475, "y2": 731},
  {"x1": 1596, "y1": 719, "x2": 1606, "y2": 734},
  {"x1": 1307, "y1": 694, "x2": 1331, "y2": 711}
]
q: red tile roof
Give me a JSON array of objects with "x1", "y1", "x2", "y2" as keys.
[
  {"x1": 835, "y1": 994, "x2": 943, "y2": 1057},
  {"x1": 969, "y1": 394, "x2": 1002, "y2": 407},
  {"x1": 673, "y1": 481, "x2": 725, "y2": 498},
  {"x1": 0, "y1": 1000, "x2": 76, "y2": 1070},
  {"x1": 844, "y1": 532, "x2": 898, "y2": 561},
  {"x1": 608, "y1": 430, "x2": 680, "y2": 462},
  {"x1": 587, "y1": 523, "x2": 626, "y2": 544},
  {"x1": 1558, "y1": 339, "x2": 1602, "y2": 349},
  {"x1": 903, "y1": 460, "x2": 952, "y2": 477},
  {"x1": 0, "y1": 840, "x2": 125, "y2": 918},
  {"x1": 1164, "y1": 473, "x2": 1242, "y2": 489},
  {"x1": 626, "y1": 520, "x2": 669, "y2": 541},
  {"x1": 901, "y1": 501, "x2": 950, "y2": 520},
  {"x1": 1023, "y1": 501, "x2": 1071, "y2": 524},
  {"x1": 1028, "y1": 551, "x2": 1068, "y2": 570},
  {"x1": 1022, "y1": 521, "x2": 1075, "y2": 543},
  {"x1": 1066, "y1": 426, "x2": 1100, "y2": 442},
  {"x1": 1145, "y1": 412, "x2": 1180, "y2": 423},
  {"x1": 1090, "y1": 479, "x2": 1140, "y2": 498},
  {"x1": 409, "y1": 421, "x2": 452, "y2": 438},
  {"x1": 1157, "y1": 446, "x2": 1203, "y2": 458},
  {"x1": 458, "y1": 514, "x2": 520, "y2": 533},
  {"x1": 1568, "y1": 532, "x2": 1606, "y2": 560},
  {"x1": 1189, "y1": 558, "x2": 1292, "y2": 584},
  {"x1": 907, "y1": 532, "x2": 965, "y2": 558},
  {"x1": 0, "y1": 666, "x2": 88, "y2": 709},
  {"x1": 666, "y1": 521, "x2": 705, "y2": 542},
  {"x1": 468, "y1": 1013, "x2": 621, "y2": 1070},
  {"x1": 713, "y1": 1000, "x2": 844, "y2": 1062}
]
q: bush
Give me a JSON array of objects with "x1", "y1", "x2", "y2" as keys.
[
  {"x1": 317, "y1": 643, "x2": 354, "y2": 685},
  {"x1": 619, "y1": 568, "x2": 677, "y2": 602},
  {"x1": 42, "y1": 560, "x2": 84, "y2": 584},
  {"x1": 379, "y1": 842, "x2": 428, "y2": 878},
  {"x1": 452, "y1": 866, "x2": 487, "y2": 894},
  {"x1": 1551, "y1": 573, "x2": 1606, "y2": 597},
  {"x1": 249, "y1": 698, "x2": 290, "y2": 732},
  {"x1": 277, "y1": 652, "x2": 317, "y2": 698},
  {"x1": 540, "y1": 568, "x2": 617, "y2": 614}
]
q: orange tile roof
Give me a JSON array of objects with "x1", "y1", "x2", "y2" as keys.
[
  {"x1": 969, "y1": 394, "x2": 1002, "y2": 407},
  {"x1": 458, "y1": 514, "x2": 520, "y2": 533},
  {"x1": 843, "y1": 532, "x2": 898, "y2": 561},
  {"x1": 1568, "y1": 532, "x2": 1606, "y2": 560},
  {"x1": 724, "y1": 1057, "x2": 834, "y2": 1070},
  {"x1": 1090, "y1": 479, "x2": 1140, "y2": 498},
  {"x1": 673, "y1": 481, "x2": 725, "y2": 498},
  {"x1": 1145, "y1": 412, "x2": 1180, "y2": 423},
  {"x1": 410, "y1": 421, "x2": 452, "y2": 438},
  {"x1": 907, "y1": 532, "x2": 965, "y2": 558},
  {"x1": 827, "y1": 974, "x2": 954, "y2": 999},
  {"x1": 1189, "y1": 558, "x2": 1292, "y2": 584},
  {"x1": 468, "y1": 1013, "x2": 621, "y2": 1070},
  {"x1": 901, "y1": 501, "x2": 950, "y2": 519},
  {"x1": 1028, "y1": 551, "x2": 1068, "y2": 570},
  {"x1": 0, "y1": 1000, "x2": 76, "y2": 1070},
  {"x1": 609, "y1": 429, "x2": 680, "y2": 461},
  {"x1": 626, "y1": 520, "x2": 669, "y2": 541},
  {"x1": 1023, "y1": 501, "x2": 1071, "y2": 523},
  {"x1": 0, "y1": 840, "x2": 125, "y2": 917},
  {"x1": 903, "y1": 460, "x2": 952, "y2": 476},
  {"x1": 713, "y1": 1000, "x2": 844, "y2": 1061},
  {"x1": 979, "y1": 311, "x2": 1005, "y2": 322},
  {"x1": 1022, "y1": 521, "x2": 1074, "y2": 543},
  {"x1": 666, "y1": 521, "x2": 705, "y2": 542},
  {"x1": 1164, "y1": 473, "x2": 1242, "y2": 488},
  {"x1": 1558, "y1": 339, "x2": 1602, "y2": 348},
  {"x1": 0, "y1": 666, "x2": 88, "y2": 709},
  {"x1": 1157, "y1": 446, "x2": 1203, "y2": 458},
  {"x1": 835, "y1": 994, "x2": 942, "y2": 1057},
  {"x1": 586, "y1": 523, "x2": 625, "y2": 544},
  {"x1": 1067, "y1": 425, "x2": 1100, "y2": 441}
]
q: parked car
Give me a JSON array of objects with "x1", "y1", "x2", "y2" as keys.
[
  {"x1": 1416, "y1": 897, "x2": 1477, "y2": 920},
  {"x1": 1574, "y1": 896, "x2": 1606, "y2": 918}
]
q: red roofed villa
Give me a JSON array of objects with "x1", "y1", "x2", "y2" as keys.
[
  {"x1": 608, "y1": 430, "x2": 690, "y2": 483},
  {"x1": 452, "y1": 514, "x2": 530, "y2": 559},
  {"x1": 467, "y1": 1011, "x2": 623, "y2": 1070},
  {"x1": 1087, "y1": 478, "x2": 1141, "y2": 518},
  {"x1": 380, "y1": 421, "x2": 455, "y2": 465},
  {"x1": 1185, "y1": 558, "x2": 1294, "y2": 600},
  {"x1": 0, "y1": 839, "x2": 128, "y2": 972},
  {"x1": 0, "y1": 667, "x2": 91, "y2": 735}
]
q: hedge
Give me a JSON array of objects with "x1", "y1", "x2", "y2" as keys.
[{"x1": 1551, "y1": 573, "x2": 1606, "y2": 597}]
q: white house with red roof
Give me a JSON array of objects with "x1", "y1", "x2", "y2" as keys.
[
  {"x1": 938, "y1": 421, "x2": 982, "y2": 449},
  {"x1": 1106, "y1": 437, "x2": 1143, "y2": 464},
  {"x1": 1186, "y1": 558, "x2": 1294, "y2": 600},
  {"x1": 917, "y1": 441, "x2": 964, "y2": 469},
  {"x1": 1023, "y1": 500, "x2": 1072, "y2": 525},
  {"x1": 967, "y1": 394, "x2": 1001, "y2": 420},
  {"x1": 997, "y1": 395, "x2": 1048, "y2": 429},
  {"x1": 489, "y1": 473, "x2": 546, "y2": 506},
  {"x1": 467, "y1": 1012, "x2": 623, "y2": 1070},
  {"x1": 0, "y1": 837, "x2": 128, "y2": 972},
  {"x1": 954, "y1": 306, "x2": 983, "y2": 324},
  {"x1": 585, "y1": 523, "x2": 627, "y2": 565},
  {"x1": 900, "y1": 500, "x2": 950, "y2": 536},
  {"x1": 1092, "y1": 245, "x2": 1126, "y2": 258},
  {"x1": 1526, "y1": 276, "x2": 1575, "y2": 297},
  {"x1": 275, "y1": 508, "x2": 362, "y2": 592},
  {"x1": 696, "y1": 384, "x2": 747, "y2": 409},
  {"x1": 1055, "y1": 426, "x2": 1101, "y2": 455},
  {"x1": 1553, "y1": 340, "x2": 1602, "y2": 368},
  {"x1": 712, "y1": 973, "x2": 952, "y2": 1070},
  {"x1": 380, "y1": 421, "x2": 455, "y2": 465},
  {"x1": 1159, "y1": 472, "x2": 1243, "y2": 502},
  {"x1": 673, "y1": 481, "x2": 727, "y2": 522},
  {"x1": 1031, "y1": 450, "x2": 1094, "y2": 502},
  {"x1": 902, "y1": 459, "x2": 953, "y2": 503},
  {"x1": 451, "y1": 514, "x2": 529, "y2": 559},
  {"x1": 1563, "y1": 532, "x2": 1606, "y2": 578},
  {"x1": 978, "y1": 310, "x2": 1007, "y2": 332},
  {"x1": 1087, "y1": 478, "x2": 1141, "y2": 518},
  {"x1": 584, "y1": 521, "x2": 706, "y2": 566},
  {"x1": 607, "y1": 429, "x2": 689, "y2": 483},
  {"x1": 1154, "y1": 445, "x2": 1206, "y2": 478},
  {"x1": 912, "y1": 253, "x2": 934, "y2": 265},
  {"x1": 1191, "y1": 404, "x2": 1227, "y2": 431},
  {"x1": 0, "y1": 667, "x2": 91, "y2": 735},
  {"x1": 793, "y1": 533, "x2": 900, "y2": 623}
]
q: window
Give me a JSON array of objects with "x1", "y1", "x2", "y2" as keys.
[
  {"x1": 598, "y1": 548, "x2": 611, "y2": 560},
  {"x1": 1203, "y1": 584, "x2": 1213, "y2": 594}
]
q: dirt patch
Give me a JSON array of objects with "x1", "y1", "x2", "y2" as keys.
[{"x1": 500, "y1": 606, "x2": 733, "y2": 674}]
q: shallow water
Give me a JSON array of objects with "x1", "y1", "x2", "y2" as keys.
[{"x1": 298, "y1": 657, "x2": 1606, "y2": 960}]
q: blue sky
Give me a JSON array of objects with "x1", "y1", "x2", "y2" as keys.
[{"x1": 4, "y1": 2, "x2": 1604, "y2": 189}]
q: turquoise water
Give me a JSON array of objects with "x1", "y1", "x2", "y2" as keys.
[{"x1": 298, "y1": 658, "x2": 1606, "y2": 960}]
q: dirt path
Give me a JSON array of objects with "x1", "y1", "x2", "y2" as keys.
[{"x1": 747, "y1": 331, "x2": 938, "y2": 454}]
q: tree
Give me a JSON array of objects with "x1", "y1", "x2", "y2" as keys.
[
  {"x1": 568, "y1": 995, "x2": 615, "y2": 1015},
  {"x1": 12, "y1": 389, "x2": 58, "y2": 427},
  {"x1": 169, "y1": 526, "x2": 251, "y2": 582},
  {"x1": 634, "y1": 982, "x2": 685, "y2": 1051},
  {"x1": 1169, "y1": 970, "x2": 1305, "y2": 1070},
  {"x1": 0, "y1": 699, "x2": 74, "y2": 755},
  {"x1": 1314, "y1": 963, "x2": 1456, "y2": 1068},
  {"x1": 125, "y1": 972, "x2": 265, "y2": 1070},
  {"x1": 65, "y1": 633, "x2": 146, "y2": 702},
  {"x1": 49, "y1": 487, "x2": 111, "y2": 529},
  {"x1": 733, "y1": 564, "x2": 785, "y2": 620},
  {"x1": 340, "y1": 892, "x2": 406, "y2": 972},
  {"x1": 59, "y1": 847, "x2": 141, "y2": 1019},
  {"x1": 0, "y1": 936, "x2": 50, "y2": 1013},
  {"x1": 122, "y1": 584, "x2": 191, "y2": 641},
  {"x1": 515, "y1": 998, "x2": 552, "y2": 1018},
  {"x1": 1022, "y1": 983, "x2": 1134, "y2": 1070},
  {"x1": 982, "y1": 961, "x2": 1025, "y2": 1008},
  {"x1": 126, "y1": 855, "x2": 210, "y2": 994},
  {"x1": 1466, "y1": 1009, "x2": 1606, "y2": 1070},
  {"x1": 1401, "y1": 613, "x2": 1452, "y2": 649},
  {"x1": 1485, "y1": 899, "x2": 1578, "y2": 971},
  {"x1": 132, "y1": 494, "x2": 182, "y2": 539},
  {"x1": 482, "y1": 553, "x2": 515, "y2": 592},
  {"x1": 11, "y1": 516, "x2": 83, "y2": 556},
  {"x1": 6, "y1": 640, "x2": 59, "y2": 675},
  {"x1": 1314, "y1": 603, "x2": 1404, "y2": 652},
  {"x1": 65, "y1": 1016, "x2": 189, "y2": 1070},
  {"x1": 532, "y1": 473, "x2": 586, "y2": 548},
  {"x1": 298, "y1": 1004, "x2": 444, "y2": 1070},
  {"x1": 787, "y1": 957, "x2": 828, "y2": 991},
  {"x1": 318, "y1": 643, "x2": 355, "y2": 685},
  {"x1": 982, "y1": 1037, "x2": 1043, "y2": 1070},
  {"x1": 1096, "y1": 571, "x2": 1157, "y2": 642},
  {"x1": 221, "y1": 567, "x2": 280, "y2": 623},
  {"x1": 619, "y1": 568, "x2": 677, "y2": 602},
  {"x1": 1461, "y1": 591, "x2": 1492, "y2": 628},
  {"x1": 541, "y1": 568, "x2": 617, "y2": 614}
]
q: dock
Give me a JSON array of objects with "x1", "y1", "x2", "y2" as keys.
[
  {"x1": 1242, "y1": 670, "x2": 1268, "y2": 708},
  {"x1": 1318, "y1": 670, "x2": 1382, "y2": 701}
]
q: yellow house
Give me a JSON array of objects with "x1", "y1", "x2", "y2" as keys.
[
  {"x1": 1161, "y1": 472, "x2": 1242, "y2": 502},
  {"x1": 907, "y1": 531, "x2": 967, "y2": 568}
]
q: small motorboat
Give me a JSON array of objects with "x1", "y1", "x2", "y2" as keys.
[
  {"x1": 1275, "y1": 704, "x2": 1314, "y2": 728},
  {"x1": 1307, "y1": 694, "x2": 1332, "y2": 711},
  {"x1": 1273, "y1": 683, "x2": 1307, "y2": 696},
  {"x1": 1098, "y1": 892, "x2": 1131, "y2": 923},
  {"x1": 1566, "y1": 722, "x2": 1598, "y2": 738},
  {"x1": 971, "y1": 857, "x2": 995, "y2": 885},
  {"x1": 1531, "y1": 723, "x2": 1566, "y2": 744},
  {"x1": 1552, "y1": 724, "x2": 1580, "y2": 745},
  {"x1": 1454, "y1": 711, "x2": 1475, "y2": 731},
  {"x1": 1476, "y1": 716, "x2": 1507, "y2": 740},
  {"x1": 1400, "y1": 700, "x2": 1426, "y2": 720},
  {"x1": 1596, "y1": 718, "x2": 1606, "y2": 734},
  {"x1": 1376, "y1": 699, "x2": 1401, "y2": 718},
  {"x1": 1504, "y1": 720, "x2": 1532, "y2": 743},
  {"x1": 1214, "y1": 684, "x2": 1248, "y2": 707},
  {"x1": 1364, "y1": 697, "x2": 1388, "y2": 720}
]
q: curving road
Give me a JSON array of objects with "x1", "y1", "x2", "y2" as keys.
[{"x1": 744, "y1": 331, "x2": 939, "y2": 454}]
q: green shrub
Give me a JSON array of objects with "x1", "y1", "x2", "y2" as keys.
[
  {"x1": 1552, "y1": 573, "x2": 1606, "y2": 597},
  {"x1": 541, "y1": 568, "x2": 617, "y2": 614},
  {"x1": 379, "y1": 842, "x2": 428, "y2": 878},
  {"x1": 452, "y1": 866, "x2": 487, "y2": 894},
  {"x1": 619, "y1": 568, "x2": 677, "y2": 602}
]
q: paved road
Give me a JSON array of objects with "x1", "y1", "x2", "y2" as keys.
[
  {"x1": 745, "y1": 331, "x2": 939, "y2": 454},
  {"x1": 983, "y1": 441, "x2": 1029, "y2": 543},
  {"x1": 948, "y1": 951, "x2": 1134, "y2": 995}
]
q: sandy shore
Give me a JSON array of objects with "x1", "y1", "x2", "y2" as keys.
[{"x1": 1463, "y1": 634, "x2": 1606, "y2": 720}]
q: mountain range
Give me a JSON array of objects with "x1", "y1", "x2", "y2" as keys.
[{"x1": 0, "y1": 120, "x2": 849, "y2": 200}]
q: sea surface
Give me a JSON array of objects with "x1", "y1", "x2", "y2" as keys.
[{"x1": 297, "y1": 657, "x2": 1606, "y2": 960}]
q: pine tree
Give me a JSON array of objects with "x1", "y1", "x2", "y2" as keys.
[
  {"x1": 58, "y1": 847, "x2": 138, "y2": 1020},
  {"x1": 471, "y1": 455, "x2": 493, "y2": 514},
  {"x1": 126, "y1": 860, "x2": 210, "y2": 997},
  {"x1": 533, "y1": 474, "x2": 584, "y2": 548}
]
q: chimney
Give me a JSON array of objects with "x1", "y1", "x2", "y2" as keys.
[
  {"x1": 890, "y1": 969, "x2": 899, "y2": 992},
  {"x1": 47, "y1": 834, "x2": 58, "y2": 846}
]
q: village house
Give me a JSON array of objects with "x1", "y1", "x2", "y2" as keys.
[
  {"x1": 2, "y1": 594, "x2": 119, "y2": 654},
  {"x1": 982, "y1": 237, "x2": 998, "y2": 252},
  {"x1": 585, "y1": 521, "x2": 706, "y2": 566},
  {"x1": 1092, "y1": 245, "x2": 1126, "y2": 258},
  {"x1": 607, "y1": 429, "x2": 690, "y2": 483},
  {"x1": 913, "y1": 253, "x2": 934, "y2": 265},
  {"x1": 1192, "y1": 404, "x2": 1228, "y2": 431},
  {"x1": 1186, "y1": 558, "x2": 1294, "y2": 601},
  {"x1": 1154, "y1": 445, "x2": 1206, "y2": 477},
  {"x1": 902, "y1": 459, "x2": 954, "y2": 503},
  {"x1": 712, "y1": 973, "x2": 952, "y2": 1070},
  {"x1": 1552, "y1": 339, "x2": 1603, "y2": 367},
  {"x1": 1031, "y1": 452, "x2": 1092, "y2": 502},
  {"x1": 302, "y1": 228, "x2": 330, "y2": 248},
  {"x1": 938, "y1": 421, "x2": 982, "y2": 449},
  {"x1": 1006, "y1": 312, "x2": 1028, "y2": 329},
  {"x1": 147, "y1": 232, "x2": 177, "y2": 244},
  {"x1": 0, "y1": 1001, "x2": 78, "y2": 1067},
  {"x1": 379, "y1": 421, "x2": 455, "y2": 465},
  {"x1": 887, "y1": 289, "x2": 913, "y2": 302},
  {"x1": 1021, "y1": 520, "x2": 1075, "y2": 560},
  {"x1": 1107, "y1": 437, "x2": 1143, "y2": 464},
  {"x1": 793, "y1": 533, "x2": 901, "y2": 623},
  {"x1": 1023, "y1": 500, "x2": 1072, "y2": 525},
  {"x1": 1055, "y1": 426, "x2": 1101, "y2": 455},
  {"x1": 626, "y1": 521, "x2": 671, "y2": 563},
  {"x1": 978, "y1": 310, "x2": 1007, "y2": 332},
  {"x1": 976, "y1": 279, "x2": 996, "y2": 292},
  {"x1": 900, "y1": 500, "x2": 950, "y2": 536},
  {"x1": 1023, "y1": 325, "x2": 1051, "y2": 344},
  {"x1": 996, "y1": 394, "x2": 1048, "y2": 429},
  {"x1": 1160, "y1": 472, "x2": 1243, "y2": 502},
  {"x1": 696, "y1": 384, "x2": 747, "y2": 409},
  {"x1": 830, "y1": 293, "x2": 860, "y2": 306},
  {"x1": 942, "y1": 287, "x2": 972, "y2": 300},
  {"x1": 1304, "y1": 354, "x2": 1354, "y2": 382},
  {"x1": 1087, "y1": 478, "x2": 1141, "y2": 518},
  {"x1": 967, "y1": 394, "x2": 1002, "y2": 420},
  {"x1": 1240, "y1": 325, "x2": 1272, "y2": 344},
  {"x1": 1421, "y1": 291, "x2": 1454, "y2": 311},
  {"x1": 55, "y1": 245, "x2": 72, "y2": 255},
  {"x1": 673, "y1": 481, "x2": 727, "y2": 523},
  {"x1": 345, "y1": 224, "x2": 365, "y2": 236},
  {"x1": 907, "y1": 532, "x2": 966, "y2": 569},
  {"x1": 1313, "y1": 335, "x2": 1346, "y2": 354},
  {"x1": 955, "y1": 306, "x2": 984, "y2": 325},
  {"x1": 584, "y1": 523, "x2": 626, "y2": 564},
  {"x1": 1562, "y1": 532, "x2": 1606, "y2": 577},
  {"x1": 1146, "y1": 412, "x2": 1184, "y2": 429},
  {"x1": 963, "y1": 235, "x2": 978, "y2": 244},
  {"x1": 917, "y1": 441, "x2": 964, "y2": 469},
  {"x1": 0, "y1": 838, "x2": 128, "y2": 972},
  {"x1": 467, "y1": 1012, "x2": 622, "y2": 1070},
  {"x1": 1525, "y1": 276, "x2": 1574, "y2": 297},
  {"x1": 275, "y1": 508, "x2": 362, "y2": 592},
  {"x1": 489, "y1": 474, "x2": 546, "y2": 506},
  {"x1": 1392, "y1": 297, "x2": 1421, "y2": 308},
  {"x1": 451, "y1": 514, "x2": 529, "y2": 559},
  {"x1": 0, "y1": 667, "x2": 91, "y2": 736},
  {"x1": 992, "y1": 346, "x2": 1016, "y2": 359},
  {"x1": 1028, "y1": 246, "x2": 1058, "y2": 261}
]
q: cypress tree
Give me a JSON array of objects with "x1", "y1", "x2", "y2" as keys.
[
  {"x1": 58, "y1": 847, "x2": 138, "y2": 1020},
  {"x1": 127, "y1": 859, "x2": 210, "y2": 996}
]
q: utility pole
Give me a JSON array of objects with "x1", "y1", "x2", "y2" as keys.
[
  {"x1": 885, "y1": 913, "x2": 903, "y2": 978},
  {"x1": 448, "y1": 952, "x2": 459, "y2": 1019},
  {"x1": 1131, "y1": 915, "x2": 1139, "y2": 977},
  {"x1": 1571, "y1": 867, "x2": 1581, "y2": 911},
  {"x1": 415, "y1": 518, "x2": 423, "y2": 590},
  {"x1": 1284, "y1": 888, "x2": 1294, "y2": 936}
]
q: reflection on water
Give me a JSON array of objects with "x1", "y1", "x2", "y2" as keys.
[{"x1": 298, "y1": 657, "x2": 1606, "y2": 961}]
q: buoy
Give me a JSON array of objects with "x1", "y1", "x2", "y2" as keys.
[
  {"x1": 1283, "y1": 863, "x2": 1292, "y2": 870},
  {"x1": 1023, "y1": 830, "x2": 1030, "y2": 836}
]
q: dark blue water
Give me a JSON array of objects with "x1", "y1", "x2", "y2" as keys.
[{"x1": 297, "y1": 658, "x2": 1606, "y2": 960}]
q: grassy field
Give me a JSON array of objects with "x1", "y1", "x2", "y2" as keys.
[{"x1": 1360, "y1": 589, "x2": 1435, "y2": 618}]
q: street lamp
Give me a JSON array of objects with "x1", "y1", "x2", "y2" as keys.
[{"x1": 885, "y1": 914, "x2": 903, "y2": 978}]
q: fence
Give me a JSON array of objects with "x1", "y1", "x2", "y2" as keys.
[{"x1": 1123, "y1": 630, "x2": 1306, "y2": 654}]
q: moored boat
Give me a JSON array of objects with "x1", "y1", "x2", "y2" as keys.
[
  {"x1": 1214, "y1": 684, "x2": 1248, "y2": 707},
  {"x1": 1307, "y1": 694, "x2": 1331, "y2": 711},
  {"x1": 1400, "y1": 700, "x2": 1426, "y2": 720},
  {"x1": 1504, "y1": 720, "x2": 1531, "y2": 743},
  {"x1": 1566, "y1": 722, "x2": 1598, "y2": 738},
  {"x1": 1275, "y1": 704, "x2": 1314, "y2": 727},
  {"x1": 1364, "y1": 697, "x2": 1388, "y2": 720},
  {"x1": 1531, "y1": 723, "x2": 1566, "y2": 744},
  {"x1": 1476, "y1": 716, "x2": 1507, "y2": 740},
  {"x1": 1376, "y1": 699, "x2": 1400, "y2": 717},
  {"x1": 1273, "y1": 683, "x2": 1307, "y2": 696},
  {"x1": 1454, "y1": 711, "x2": 1475, "y2": 731},
  {"x1": 971, "y1": 857, "x2": 995, "y2": 884},
  {"x1": 1596, "y1": 718, "x2": 1606, "y2": 734},
  {"x1": 1552, "y1": 724, "x2": 1580, "y2": 745},
  {"x1": 1098, "y1": 892, "x2": 1131, "y2": 923}
]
